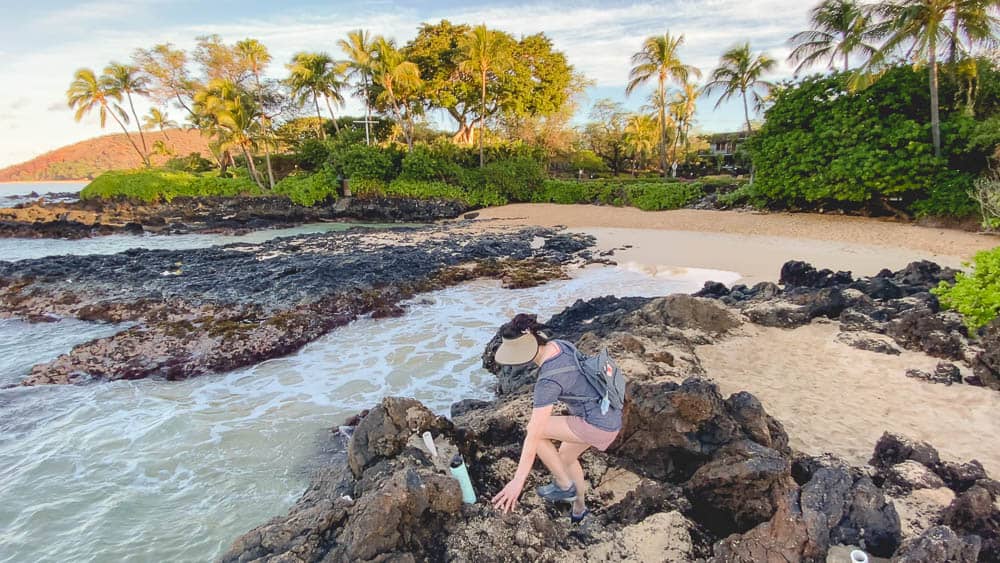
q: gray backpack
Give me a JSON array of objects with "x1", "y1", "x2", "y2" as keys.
[{"x1": 546, "y1": 340, "x2": 626, "y2": 415}]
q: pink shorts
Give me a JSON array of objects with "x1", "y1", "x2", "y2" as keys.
[{"x1": 566, "y1": 416, "x2": 620, "y2": 451}]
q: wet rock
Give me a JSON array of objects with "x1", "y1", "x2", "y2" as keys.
[
  {"x1": 628, "y1": 294, "x2": 743, "y2": 336},
  {"x1": 936, "y1": 460, "x2": 989, "y2": 493},
  {"x1": 838, "y1": 331, "x2": 902, "y2": 355},
  {"x1": 891, "y1": 525, "x2": 981, "y2": 563},
  {"x1": 450, "y1": 398, "x2": 493, "y2": 419},
  {"x1": 694, "y1": 281, "x2": 731, "y2": 299}
]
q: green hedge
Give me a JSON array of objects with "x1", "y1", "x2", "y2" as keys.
[
  {"x1": 532, "y1": 178, "x2": 706, "y2": 210},
  {"x1": 273, "y1": 168, "x2": 339, "y2": 206},
  {"x1": 933, "y1": 246, "x2": 1000, "y2": 331},
  {"x1": 81, "y1": 170, "x2": 263, "y2": 203}
]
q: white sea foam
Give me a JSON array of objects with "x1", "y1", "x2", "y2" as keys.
[{"x1": 0, "y1": 263, "x2": 737, "y2": 562}]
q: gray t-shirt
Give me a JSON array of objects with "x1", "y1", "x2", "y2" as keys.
[{"x1": 532, "y1": 341, "x2": 623, "y2": 432}]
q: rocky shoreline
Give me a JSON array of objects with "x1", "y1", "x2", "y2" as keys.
[
  {"x1": 221, "y1": 278, "x2": 999, "y2": 562},
  {"x1": 0, "y1": 195, "x2": 472, "y2": 239},
  {"x1": 0, "y1": 223, "x2": 594, "y2": 385}
]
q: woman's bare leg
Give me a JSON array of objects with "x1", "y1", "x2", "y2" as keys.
[
  {"x1": 534, "y1": 438, "x2": 573, "y2": 489},
  {"x1": 558, "y1": 441, "x2": 590, "y2": 514}
]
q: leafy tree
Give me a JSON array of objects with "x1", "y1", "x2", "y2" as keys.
[
  {"x1": 669, "y1": 80, "x2": 700, "y2": 172},
  {"x1": 67, "y1": 68, "x2": 149, "y2": 166},
  {"x1": 626, "y1": 33, "x2": 701, "y2": 177},
  {"x1": 372, "y1": 38, "x2": 423, "y2": 150},
  {"x1": 193, "y1": 34, "x2": 251, "y2": 84},
  {"x1": 745, "y1": 67, "x2": 994, "y2": 216},
  {"x1": 583, "y1": 99, "x2": 629, "y2": 175},
  {"x1": 459, "y1": 24, "x2": 513, "y2": 167},
  {"x1": 102, "y1": 62, "x2": 151, "y2": 165},
  {"x1": 133, "y1": 43, "x2": 197, "y2": 118},
  {"x1": 142, "y1": 107, "x2": 178, "y2": 140},
  {"x1": 947, "y1": 0, "x2": 1000, "y2": 63},
  {"x1": 704, "y1": 42, "x2": 777, "y2": 135},
  {"x1": 338, "y1": 29, "x2": 378, "y2": 145},
  {"x1": 788, "y1": 0, "x2": 880, "y2": 73}
]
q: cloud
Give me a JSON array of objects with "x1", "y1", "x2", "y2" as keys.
[
  {"x1": 48, "y1": 101, "x2": 68, "y2": 112},
  {"x1": 9, "y1": 98, "x2": 30, "y2": 110}
]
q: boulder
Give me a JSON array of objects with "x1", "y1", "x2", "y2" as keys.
[
  {"x1": 885, "y1": 461, "x2": 947, "y2": 494},
  {"x1": 870, "y1": 433, "x2": 941, "y2": 470},
  {"x1": 972, "y1": 319, "x2": 1000, "y2": 390},
  {"x1": 629, "y1": 294, "x2": 743, "y2": 335},
  {"x1": 886, "y1": 310, "x2": 967, "y2": 360},
  {"x1": 780, "y1": 260, "x2": 853, "y2": 289},
  {"x1": 941, "y1": 485, "x2": 1000, "y2": 560},
  {"x1": 837, "y1": 331, "x2": 902, "y2": 355},
  {"x1": 347, "y1": 397, "x2": 447, "y2": 477},
  {"x1": 891, "y1": 525, "x2": 981, "y2": 563},
  {"x1": 685, "y1": 440, "x2": 793, "y2": 535}
]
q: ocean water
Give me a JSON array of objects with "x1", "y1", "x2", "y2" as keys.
[
  {"x1": 0, "y1": 264, "x2": 741, "y2": 563},
  {"x1": 0, "y1": 182, "x2": 86, "y2": 207}
]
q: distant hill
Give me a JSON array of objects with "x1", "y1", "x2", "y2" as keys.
[{"x1": 0, "y1": 129, "x2": 213, "y2": 182}]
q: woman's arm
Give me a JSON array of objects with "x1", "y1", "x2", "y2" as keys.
[{"x1": 492, "y1": 405, "x2": 553, "y2": 513}]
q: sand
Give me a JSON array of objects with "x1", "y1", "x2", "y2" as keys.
[
  {"x1": 470, "y1": 204, "x2": 1000, "y2": 474},
  {"x1": 698, "y1": 322, "x2": 1000, "y2": 476}
]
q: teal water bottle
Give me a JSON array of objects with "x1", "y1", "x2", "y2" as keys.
[{"x1": 449, "y1": 454, "x2": 477, "y2": 504}]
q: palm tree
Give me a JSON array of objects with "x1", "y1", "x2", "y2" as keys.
[
  {"x1": 458, "y1": 24, "x2": 512, "y2": 168},
  {"x1": 624, "y1": 114, "x2": 658, "y2": 173},
  {"x1": 372, "y1": 38, "x2": 422, "y2": 149},
  {"x1": 704, "y1": 43, "x2": 777, "y2": 135},
  {"x1": 237, "y1": 39, "x2": 275, "y2": 189},
  {"x1": 626, "y1": 33, "x2": 702, "y2": 177},
  {"x1": 142, "y1": 107, "x2": 178, "y2": 140},
  {"x1": 67, "y1": 68, "x2": 148, "y2": 166},
  {"x1": 102, "y1": 63, "x2": 151, "y2": 166},
  {"x1": 193, "y1": 79, "x2": 265, "y2": 188},
  {"x1": 286, "y1": 52, "x2": 342, "y2": 140},
  {"x1": 789, "y1": 0, "x2": 880, "y2": 72},
  {"x1": 339, "y1": 29, "x2": 378, "y2": 145},
  {"x1": 948, "y1": 0, "x2": 1000, "y2": 63},
  {"x1": 670, "y1": 80, "x2": 700, "y2": 172}
]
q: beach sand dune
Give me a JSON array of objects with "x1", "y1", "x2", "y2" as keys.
[{"x1": 698, "y1": 321, "x2": 1000, "y2": 476}]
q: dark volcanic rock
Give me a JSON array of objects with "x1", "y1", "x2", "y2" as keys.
[
  {"x1": 941, "y1": 485, "x2": 1000, "y2": 561},
  {"x1": 347, "y1": 397, "x2": 449, "y2": 477},
  {"x1": 891, "y1": 525, "x2": 981, "y2": 562},
  {"x1": 780, "y1": 260, "x2": 853, "y2": 289},
  {"x1": 887, "y1": 309, "x2": 967, "y2": 360},
  {"x1": 973, "y1": 319, "x2": 1000, "y2": 390}
]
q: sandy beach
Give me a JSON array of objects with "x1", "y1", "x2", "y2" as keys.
[{"x1": 474, "y1": 204, "x2": 1000, "y2": 474}]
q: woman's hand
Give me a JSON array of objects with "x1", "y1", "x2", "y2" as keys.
[{"x1": 491, "y1": 478, "x2": 525, "y2": 514}]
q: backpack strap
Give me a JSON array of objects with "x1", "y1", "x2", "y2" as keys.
[{"x1": 546, "y1": 340, "x2": 604, "y2": 403}]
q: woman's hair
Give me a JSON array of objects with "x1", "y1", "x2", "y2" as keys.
[{"x1": 501, "y1": 313, "x2": 550, "y2": 345}]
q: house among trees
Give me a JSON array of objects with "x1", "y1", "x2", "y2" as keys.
[{"x1": 706, "y1": 131, "x2": 748, "y2": 157}]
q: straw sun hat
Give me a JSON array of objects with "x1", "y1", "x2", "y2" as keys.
[{"x1": 494, "y1": 332, "x2": 540, "y2": 365}]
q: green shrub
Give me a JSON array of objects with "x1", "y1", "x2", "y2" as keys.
[
  {"x1": 933, "y1": 246, "x2": 1000, "y2": 331},
  {"x1": 163, "y1": 153, "x2": 215, "y2": 173},
  {"x1": 350, "y1": 177, "x2": 388, "y2": 197},
  {"x1": 568, "y1": 150, "x2": 609, "y2": 174},
  {"x1": 330, "y1": 144, "x2": 401, "y2": 181},
  {"x1": 398, "y1": 145, "x2": 463, "y2": 183},
  {"x1": 382, "y1": 179, "x2": 507, "y2": 207},
  {"x1": 533, "y1": 179, "x2": 621, "y2": 205},
  {"x1": 468, "y1": 156, "x2": 546, "y2": 202},
  {"x1": 716, "y1": 183, "x2": 767, "y2": 208},
  {"x1": 81, "y1": 170, "x2": 262, "y2": 203},
  {"x1": 273, "y1": 168, "x2": 339, "y2": 206},
  {"x1": 624, "y1": 182, "x2": 704, "y2": 211}
]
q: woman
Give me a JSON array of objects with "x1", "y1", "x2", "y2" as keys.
[{"x1": 490, "y1": 314, "x2": 622, "y2": 523}]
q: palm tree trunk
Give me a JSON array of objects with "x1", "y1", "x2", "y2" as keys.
[
  {"x1": 658, "y1": 79, "x2": 667, "y2": 178},
  {"x1": 363, "y1": 75, "x2": 372, "y2": 146},
  {"x1": 480, "y1": 69, "x2": 487, "y2": 168},
  {"x1": 741, "y1": 88, "x2": 753, "y2": 134},
  {"x1": 324, "y1": 96, "x2": 341, "y2": 133},
  {"x1": 125, "y1": 92, "x2": 150, "y2": 167},
  {"x1": 242, "y1": 146, "x2": 264, "y2": 189},
  {"x1": 313, "y1": 93, "x2": 326, "y2": 140},
  {"x1": 929, "y1": 40, "x2": 942, "y2": 158},
  {"x1": 254, "y1": 73, "x2": 275, "y2": 189},
  {"x1": 950, "y1": 2, "x2": 960, "y2": 65},
  {"x1": 105, "y1": 102, "x2": 148, "y2": 166}
]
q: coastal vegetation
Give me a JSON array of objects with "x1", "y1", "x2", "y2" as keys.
[
  {"x1": 56, "y1": 1, "x2": 999, "y2": 224},
  {"x1": 935, "y1": 246, "x2": 1000, "y2": 330}
]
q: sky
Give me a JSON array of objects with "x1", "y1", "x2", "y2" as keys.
[{"x1": 0, "y1": 0, "x2": 818, "y2": 169}]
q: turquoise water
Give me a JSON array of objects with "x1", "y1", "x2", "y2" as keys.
[{"x1": 0, "y1": 265, "x2": 740, "y2": 563}]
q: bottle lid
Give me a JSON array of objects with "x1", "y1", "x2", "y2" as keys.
[{"x1": 450, "y1": 453, "x2": 464, "y2": 468}]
